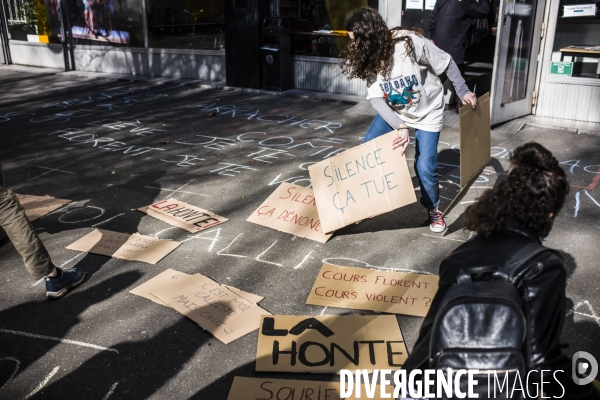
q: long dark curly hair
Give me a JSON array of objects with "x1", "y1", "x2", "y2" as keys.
[
  {"x1": 464, "y1": 142, "x2": 569, "y2": 238},
  {"x1": 340, "y1": 7, "x2": 424, "y2": 81}
]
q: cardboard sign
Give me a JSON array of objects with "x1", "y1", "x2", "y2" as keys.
[
  {"x1": 309, "y1": 131, "x2": 416, "y2": 233},
  {"x1": 138, "y1": 198, "x2": 228, "y2": 233},
  {"x1": 443, "y1": 93, "x2": 491, "y2": 218},
  {"x1": 306, "y1": 264, "x2": 439, "y2": 317},
  {"x1": 227, "y1": 377, "x2": 387, "y2": 400},
  {"x1": 256, "y1": 315, "x2": 407, "y2": 372},
  {"x1": 129, "y1": 268, "x2": 264, "y2": 306},
  {"x1": 151, "y1": 273, "x2": 271, "y2": 344},
  {"x1": 459, "y1": 92, "x2": 491, "y2": 187},
  {"x1": 16, "y1": 194, "x2": 71, "y2": 221},
  {"x1": 66, "y1": 229, "x2": 181, "y2": 264},
  {"x1": 247, "y1": 183, "x2": 332, "y2": 243},
  {"x1": 225, "y1": 285, "x2": 264, "y2": 304}
]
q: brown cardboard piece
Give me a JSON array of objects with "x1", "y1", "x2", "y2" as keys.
[
  {"x1": 306, "y1": 263, "x2": 439, "y2": 317},
  {"x1": 459, "y1": 92, "x2": 491, "y2": 187},
  {"x1": 138, "y1": 198, "x2": 228, "y2": 233},
  {"x1": 130, "y1": 268, "x2": 190, "y2": 305},
  {"x1": 129, "y1": 268, "x2": 264, "y2": 306},
  {"x1": 16, "y1": 194, "x2": 71, "y2": 221},
  {"x1": 256, "y1": 314, "x2": 407, "y2": 372},
  {"x1": 224, "y1": 285, "x2": 264, "y2": 304},
  {"x1": 151, "y1": 274, "x2": 271, "y2": 344},
  {"x1": 227, "y1": 376, "x2": 388, "y2": 400},
  {"x1": 309, "y1": 131, "x2": 416, "y2": 234},
  {"x1": 443, "y1": 93, "x2": 491, "y2": 217},
  {"x1": 66, "y1": 229, "x2": 181, "y2": 264},
  {"x1": 246, "y1": 182, "x2": 332, "y2": 243}
]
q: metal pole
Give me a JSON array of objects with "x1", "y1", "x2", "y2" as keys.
[
  {"x1": 0, "y1": 0, "x2": 12, "y2": 64},
  {"x1": 141, "y1": 0, "x2": 149, "y2": 76},
  {"x1": 272, "y1": 0, "x2": 279, "y2": 17},
  {"x1": 62, "y1": 0, "x2": 76, "y2": 70},
  {"x1": 56, "y1": 0, "x2": 70, "y2": 70}
]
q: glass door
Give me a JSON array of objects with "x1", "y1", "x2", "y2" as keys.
[
  {"x1": 490, "y1": 0, "x2": 546, "y2": 125},
  {"x1": 0, "y1": 1, "x2": 10, "y2": 63}
]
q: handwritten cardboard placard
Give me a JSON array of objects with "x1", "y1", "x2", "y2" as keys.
[
  {"x1": 129, "y1": 268, "x2": 264, "y2": 306},
  {"x1": 151, "y1": 273, "x2": 271, "y2": 344},
  {"x1": 443, "y1": 93, "x2": 491, "y2": 218},
  {"x1": 247, "y1": 183, "x2": 332, "y2": 243},
  {"x1": 256, "y1": 315, "x2": 407, "y2": 373},
  {"x1": 306, "y1": 264, "x2": 439, "y2": 317},
  {"x1": 225, "y1": 285, "x2": 264, "y2": 305},
  {"x1": 66, "y1": 229, "x2": 181, "y2": 264},
  {"x1": 227, "y1": 376, "x2": 387, "y2": 400},
  {"x1": 459, "y1": 92, "x2": 491, "y2": 187},
  {"x1": 308, "y1": 131, "x2": 416, "y2": 233},
  {"x1": 138, "y1": 198, "x2": 228, "y2": 233},
  {"x1": 16, "y1": 194, "x2": 71, "y2": 221}
]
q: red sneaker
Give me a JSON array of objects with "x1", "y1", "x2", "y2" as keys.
[{"x1": 428, "y1": 208, "x2": 446, "y2": 233}]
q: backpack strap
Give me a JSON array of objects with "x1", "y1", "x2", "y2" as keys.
[{"x1": 503, "y1": 243, "x2": 555, "y2": 284}]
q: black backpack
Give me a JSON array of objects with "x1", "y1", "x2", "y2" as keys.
[{"x1": 428, "y1": 244, "x2": 550, "y2": 399}]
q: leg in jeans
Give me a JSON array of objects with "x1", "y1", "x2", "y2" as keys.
[
  {"x1": 363, "y1": 114, "x2": 394, "y2": 143},
  {"x1": 414, "y1": 129, "x2": 441, "y2": 209},
  {"x1": 0, "y1": 163, "x2": 5, "y2": 240},
  {"x1": 0, "y1": 186, "x2": 55, "y2": 279}
]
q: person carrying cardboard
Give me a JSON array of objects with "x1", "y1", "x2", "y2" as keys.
[{"x1": 340, "y1": 7, "x2": 477, "y2": 233}]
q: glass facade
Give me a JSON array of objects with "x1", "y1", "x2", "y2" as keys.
[
  {"x1": 147, "y1": 0, "x2": 224, "y2": 50},
  {"x1": 66, "y1": 0, "x2": 144, "y2": 47},
  {"x1": 549, "y1": 0, "x2": 600, "y2": 79},
  {"x1": 289, "y1": 0, "x2": 378, "y2": 58},
  {"x1": 1, "y1": 0, "x2": 145, "y2": 46},
  {"x1": 0, "y1": 0, "x2": 385, "y2": 54},
  {"x1": 3, "y1": 0, "x2": 62, "y2": 42}
]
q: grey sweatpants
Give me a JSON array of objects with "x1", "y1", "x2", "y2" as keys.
[{"x1": 0, "y1": 186, "x2": 55, "y2": 279}]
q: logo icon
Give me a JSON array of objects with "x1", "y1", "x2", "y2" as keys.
[{"x1": 572, "y1": 351, "x2": 598, "y2": 385}]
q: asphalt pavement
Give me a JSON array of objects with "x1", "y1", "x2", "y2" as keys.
[{"x1": 0, "y1": 67, "x2": 599, "y2": 399}]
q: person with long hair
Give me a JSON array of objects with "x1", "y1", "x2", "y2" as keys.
[
  {"x1": 402, "y1": 142, "x2": 600, "y2": 399},
  {"x1": 341, "y1": 7, "x2": 477, "y2": 233}
]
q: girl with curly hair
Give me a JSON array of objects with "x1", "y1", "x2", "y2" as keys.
[
  {"x1": 341, "y1": 7, "x2": 477, "y2": 232},
  {"x1": 463, "y1": 141, "x2": 569, "y2": 238},
  {"x1": 403, "y1": 143, "x2": 600, "y2": 399}
]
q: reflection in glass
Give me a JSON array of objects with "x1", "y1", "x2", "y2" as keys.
[
  {"x1": 147, "y1": 0, "x2": 224, "y2": 50},
  {"x1": 66, "y1": 0, "x2": 144, "y2": 46},
  {"x1": 290, "y1": 0, "x2": 378, "y2": 58},
  {"x1": 3, "y1": 0, "x2": 61, "y2": 42},
  {"x1": 502, "y1": 0, "x2": 536, "y2": 103}
]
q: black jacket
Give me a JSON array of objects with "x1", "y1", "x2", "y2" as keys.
[
  {"x1": 429, "y1": 0, "x2": 491, "y2": 64},
  {"x1": 403, "y1": 222, "x2": 600, "y2": 399}
]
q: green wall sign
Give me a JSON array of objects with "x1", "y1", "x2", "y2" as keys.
[{"x1": 550, "y1": 61, "x2": 573, "y2": 76}]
